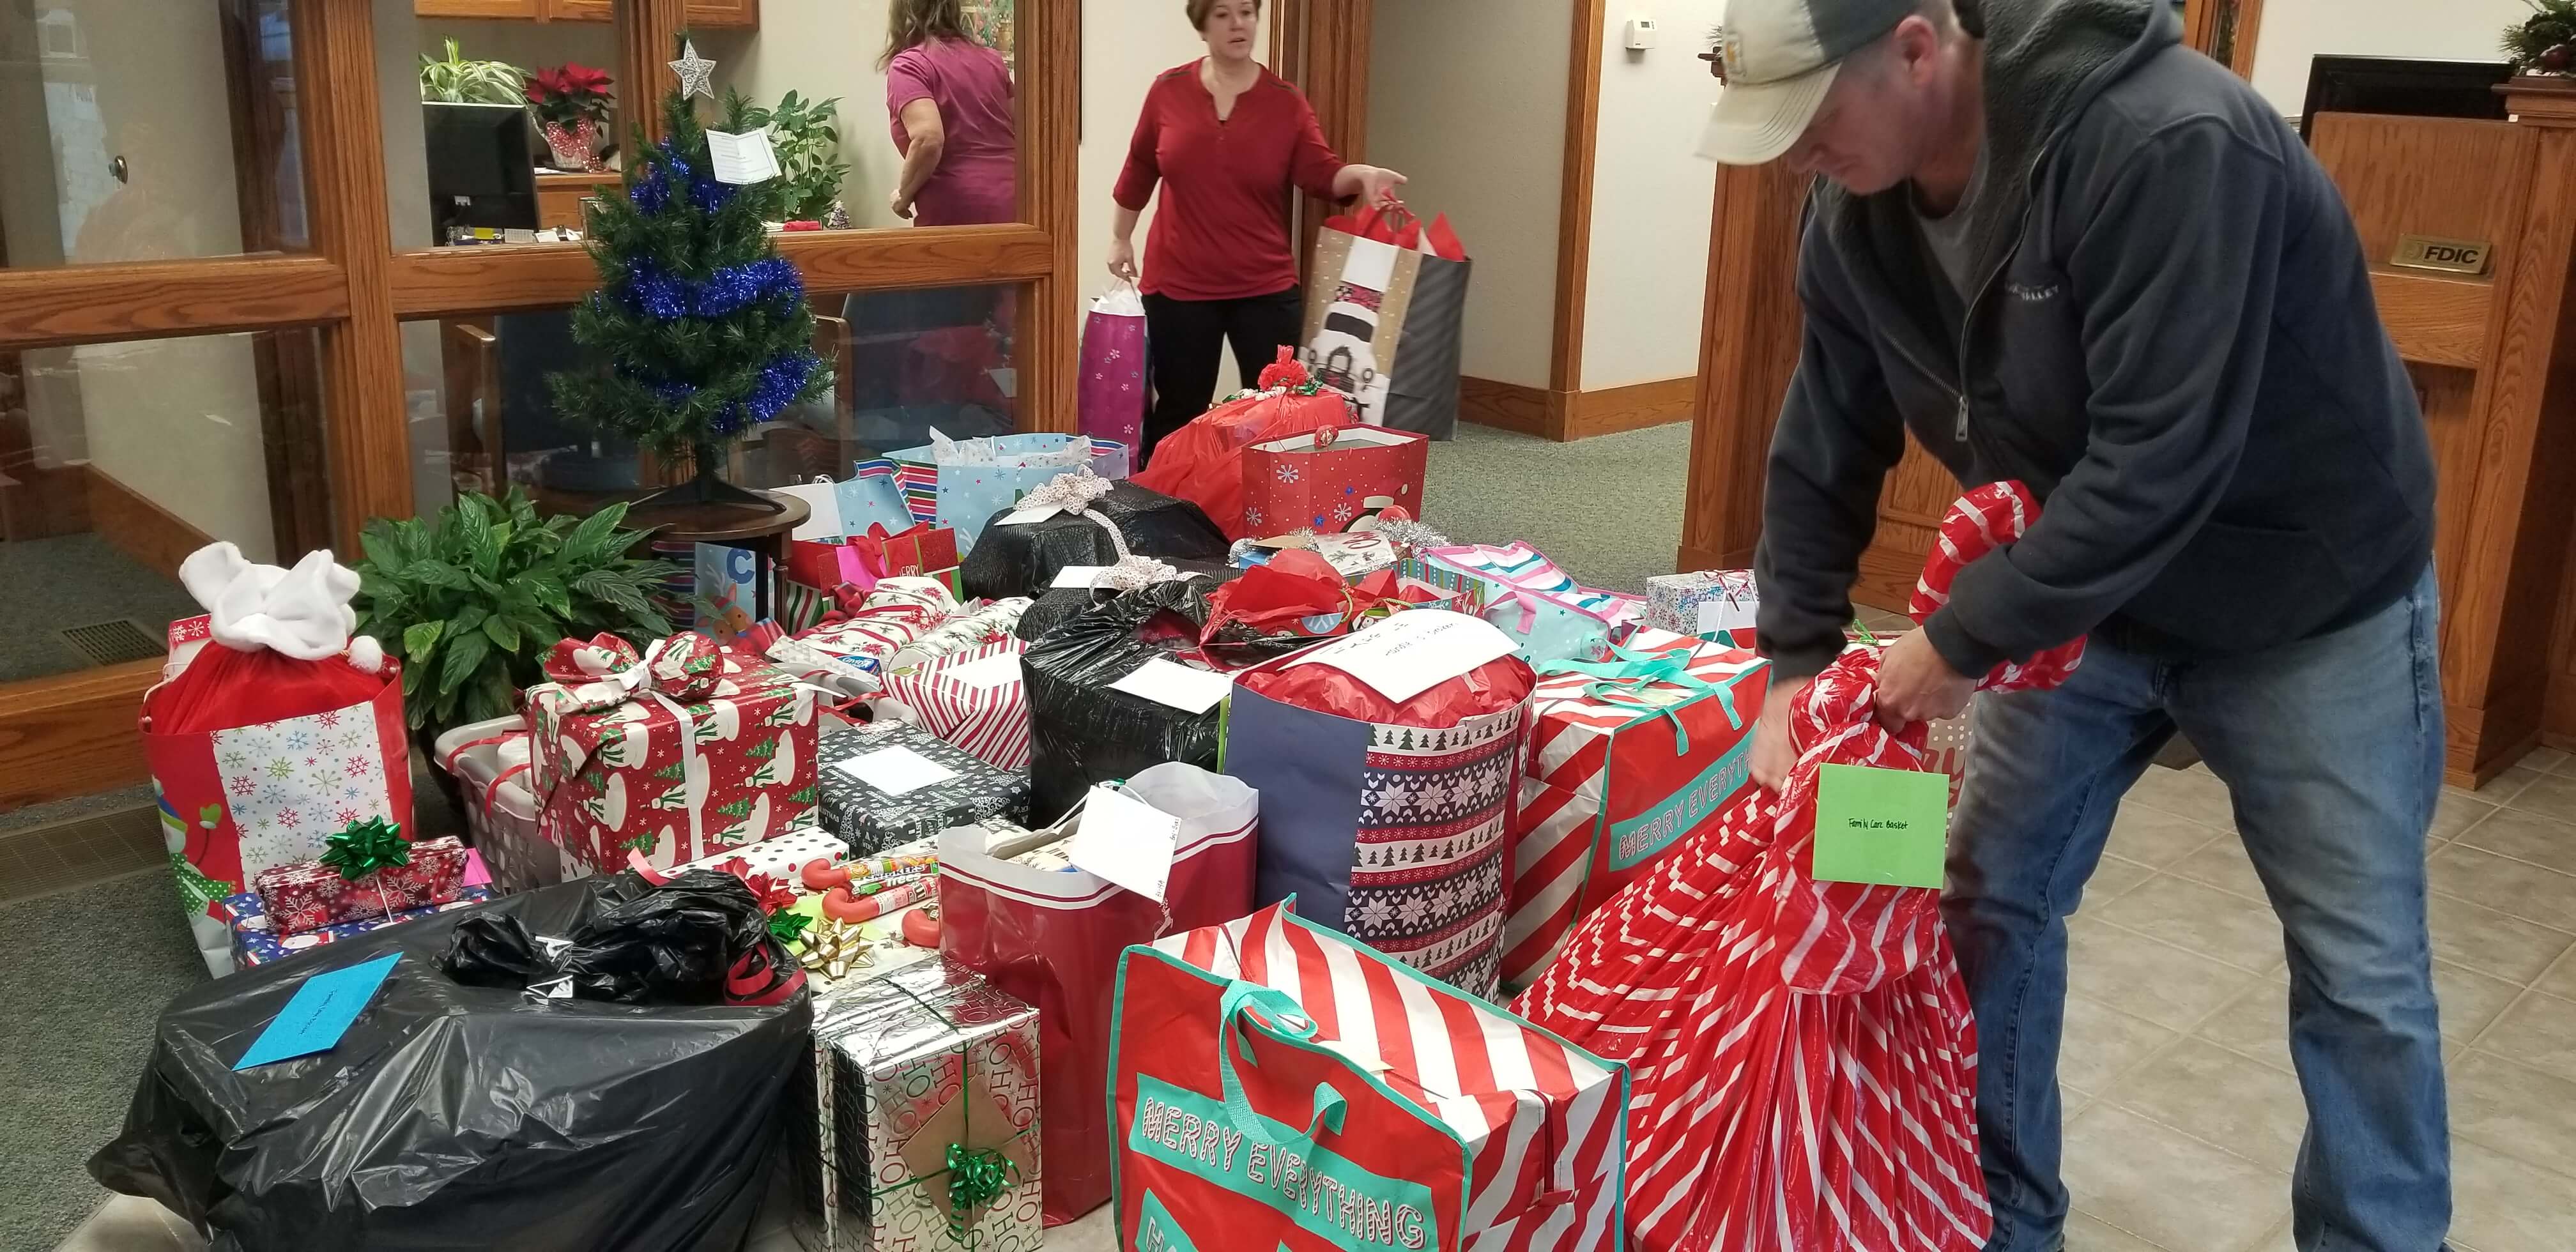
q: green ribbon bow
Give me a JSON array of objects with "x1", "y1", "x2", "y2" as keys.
[
  {"x1": 319, "y1": 817, "x2": 410, "y2": 882},
  {"x1": 1536, "y1": 643, "x2": 1768, "y2": 753},
  {"x1": 766, "y1": 910, "x2": 813, "y2": 945},
  {"x1": 943, "y1": 1143, "x2": 1019, "y2": 1242}
]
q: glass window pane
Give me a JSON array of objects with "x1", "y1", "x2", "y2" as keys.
[
  {"x1": 1, "y1": 328, "x2": 328, "y2": 680},
  {"x1": 703, "y1": 1, "x2": 1019, "y2": 229},
  {"x1": 0, "y1": 0, "x2": 308, "y2": 268},
  {"x1": 401, "y1": 281, "x2": 1021, "y2": 512},
  {"x1": 379, "y1": 9, "x2": 620, "y2": 248}
]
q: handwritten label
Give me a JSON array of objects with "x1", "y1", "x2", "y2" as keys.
[
  {"x1": 1283, "y1": 609, "x2": 1516, "y2": 702},
  {"x1": 1110, "y1": 658, "x2": 1233, "y2": 714},
  {"x1": 1067, "y1": 783, "x2": 1183, "y2": 902},
  {"x1": 234, "y1": 952, "x2": 402, "y2": 1069},
  {"x1": 1809, "y1": 763, "x2": 1949, "y2": 889}
]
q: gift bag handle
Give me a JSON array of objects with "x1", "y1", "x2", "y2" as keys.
[{"x1": 1217, "y1": 982, "x2": 1350, "y2": 1147}]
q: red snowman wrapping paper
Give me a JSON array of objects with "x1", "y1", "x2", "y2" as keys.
[
  {"x1": 526, "y1": 633, "x2": 822, "y2": 873},
  {"x1": 251, "y1": 834, "x2": 470, "y2": 935}
]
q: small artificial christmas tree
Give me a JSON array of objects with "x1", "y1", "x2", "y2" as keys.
[{"x1": 552, "y1": 39, "x2": 825, "y2": 510}]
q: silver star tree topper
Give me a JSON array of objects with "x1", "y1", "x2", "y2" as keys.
[{"x1": 668, "y1": 39, "x2": 717, "y2": 102}]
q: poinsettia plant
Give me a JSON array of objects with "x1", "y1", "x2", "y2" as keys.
[{"x1": 526, "y1": 63, "x2": 615, "y2": 129}]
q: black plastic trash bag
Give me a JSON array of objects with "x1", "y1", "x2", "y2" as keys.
[
  {"x1": 959, "y1": 480, "x2": 1227, "y2": 600},
  {"x1": 1013, "y1": 557, "x2": 1241, "y2": 645},
  {"x1": 1021, "y1": 579, "x2": 1301, "y2": 823},
  {"x1": 89, "y1": 872, "x2": 809, "y2": 1252},
  {"x1": 443, "y1": 868, "x2": 797, "y2": 1004}
]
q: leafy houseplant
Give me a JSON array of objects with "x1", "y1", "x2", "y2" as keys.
[
  {"x1": 740, "y1": 89, "x2": 848, "y2": 222},
  {"x1": 419, "y1": 38, "x2": 525, "y2": 106},
  {"x1": 351, "y1": 489, "x2": 678, "y2": 741},
  {"x1": 2506, "y1": 0, "x2": 2576, "y2": 72}
]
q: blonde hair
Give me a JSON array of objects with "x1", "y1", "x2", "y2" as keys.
[
  {"x1": 880, "y1": 0, "x2": 971, "y2": 70},
  {"x1": 1186, "y1": 0, "x2": 1262, "y2": 31}
]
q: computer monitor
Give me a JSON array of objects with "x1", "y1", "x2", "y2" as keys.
[
  {"x1": 2299, "y1": 56, "x2": 2513, "y2": 142},
  {"x1": 424, "y1": 102, "x2": 538, "y2": 240}
]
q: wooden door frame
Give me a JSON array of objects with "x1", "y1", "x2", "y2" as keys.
[{"x1": 0, "y1": 0, "x2": 1087, "y2": 810}]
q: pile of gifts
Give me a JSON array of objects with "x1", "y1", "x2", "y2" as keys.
[{"x1": 116, "y1": 401, "x2": 2024, "y2": 1252}]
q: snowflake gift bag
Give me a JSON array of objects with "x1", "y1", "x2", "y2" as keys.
[
  {"x1": 139, "y1": 543, "x2": 413, "y2": 977},
  {"x1": 1238, "y1": 424, "x2": 1428, "y2": 538},
  {"x1": 524, "y1": 632, "x2": 822, "y2": 874}
]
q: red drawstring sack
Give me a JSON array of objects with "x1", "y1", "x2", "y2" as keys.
[{"x1": 1131, "y1": 349, "x2": 1353, "y2": 538}]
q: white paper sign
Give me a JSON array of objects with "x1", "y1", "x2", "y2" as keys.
[
  {"x1": 1698, "y1": 594, "x2": 1758, "y2": 634},
  {"x1": 999, "y1": 505, "x2": 1064, "y2": 526},
  {"x1": 835, "y1": 745, "x2": 956, "y2": 797},
  {"x1": 940, "y1": 651, "x2": 1023, "y2": 689},
  {"x1": 776, "y1": 480, "x2": 847, "y2": 541},
  {"x1": 1066, "y1": 783, "x2": 1183, "y2": 903},
  {"x1": 1109, "y1": 657, "x2": 1232, "y2": 714},
  {"x1": 1050, "y1": 565, "x2": 1114, "y2": 589},
  {"x1": 1284, "y1": 609, "x2": 1517, "y2": 702},
  {"x1": 705, "y1": 128, "x2": 781, "y2": 185}
]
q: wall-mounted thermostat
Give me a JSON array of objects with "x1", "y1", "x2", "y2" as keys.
[{"x1": 1625, "y1": 15, "x2": 1660, "y2": 49}]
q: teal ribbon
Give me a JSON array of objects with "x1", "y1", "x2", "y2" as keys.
[{"x1": 1536, "y1": 643, "x2": 1767, "y2": 752}]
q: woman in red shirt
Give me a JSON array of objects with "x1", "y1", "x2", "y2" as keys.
[
  {"x1": 1109, "y1": 0, "x2": 1405, "y2": 461},
  {"x1": 881, "y1": 0, "x2": 1015, "y2": 227}
]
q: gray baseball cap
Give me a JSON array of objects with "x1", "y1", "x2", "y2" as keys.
[{"x1": 1700, "y1": 0, "x2": 1922, "y2": 164}]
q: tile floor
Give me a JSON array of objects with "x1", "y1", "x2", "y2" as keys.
[{"x1": 58, "y1": 753, "x2": 2576, "y2": 1252}]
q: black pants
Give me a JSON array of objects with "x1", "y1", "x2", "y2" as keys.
[{"x1": 1140, "y1": 285, "x2": 1303, "y2": 462}]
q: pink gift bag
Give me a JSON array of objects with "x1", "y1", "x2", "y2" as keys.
[{"x1": 1078, "y1": 281, "x2": 1147, "y2": 449}]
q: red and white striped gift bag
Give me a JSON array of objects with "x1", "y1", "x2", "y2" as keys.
[
  {"x1": 1110, "y1": 901, "x2": 1627, "y2": 1252},
  {"x1": 878, "y1": 638, "x2": 1032, "y2": 771},
  {"x1": 1500, "y1": 630, "x2": 1769, "y2": 991}
]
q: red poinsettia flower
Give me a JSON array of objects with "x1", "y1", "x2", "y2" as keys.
[{"x1": 526, "y1": 63, "x2": 615, "y2": 128}]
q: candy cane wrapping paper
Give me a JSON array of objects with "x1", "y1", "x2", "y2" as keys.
[
  {"x1": 1108, "y1": 900, "x2": 1625, "y2": 1252},
  {"x1": 1500, "y1": 630, "x2": 1770, "y2": 992},
  {"x1": 1510, "y1": 482, "x2": 2083, "y2": 1252},
  {"x1": 879, "y1": 638, "x2": 1032, "y2": 771}
]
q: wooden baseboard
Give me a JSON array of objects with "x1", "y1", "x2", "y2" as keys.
[
  {"x1": 0, "y1": 658, "x2": 157, "y2": 809},
  {"x1": 1459, "y1": 374, "x2": 1696, "y2": 442},
  {"x1": 85, "y1": 465, "x2": 215, "y2": 581}
]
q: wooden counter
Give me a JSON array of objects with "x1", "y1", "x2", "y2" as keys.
[{"x1": 1676, "y1": 80, "x2": 2576, "y2": 786}]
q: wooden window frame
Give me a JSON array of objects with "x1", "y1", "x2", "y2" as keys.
[{"x1": 0, "y1": 0, "x2": 1080, "y2": 809}]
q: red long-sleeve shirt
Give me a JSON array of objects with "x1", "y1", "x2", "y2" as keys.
[{"x1": 1113, "y1": 61, "x2": 1347, "y2": 302}]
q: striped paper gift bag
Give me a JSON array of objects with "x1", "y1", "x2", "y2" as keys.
[
  {"x1": 878, "y1": 638, "x2": 1032, "y2": 771},
  {"x1": 1108, "y1": 901, "x2": 1626, "y2": 1252},
  {"x1": 1500, "y1": 630, "x2": 1770, "y2": 991}
]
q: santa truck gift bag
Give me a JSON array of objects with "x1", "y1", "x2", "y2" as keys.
[
  {"x1": 1222, "y1": 610, "x2": 1535, "y2": 999},
  {"x1": 141, "y1": 544, "x2": 412, "y2": 976},
  {"x1": 1107, "y1": 901, "x2": 1626, "y2": 1252}
]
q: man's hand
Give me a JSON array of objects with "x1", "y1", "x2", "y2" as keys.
[
  {"x1": 1751, "y1": 674, "x2": 1816, "y2": 792},
  {"x1": 1875, "y1": 629, "x2": 1975, "y2": 729}
]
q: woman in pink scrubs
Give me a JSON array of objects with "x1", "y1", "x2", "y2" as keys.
[{"x1": 880, "y1": 0, "x2": 1015, "y2": 226}]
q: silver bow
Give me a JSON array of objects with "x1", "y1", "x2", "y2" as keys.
[
  {"x1": 1023, "y1": 470, "x2": 1130, "y2": 559},
  {"x1": 1090, "y1": 555, "x2": 1183, "y2": 593}
]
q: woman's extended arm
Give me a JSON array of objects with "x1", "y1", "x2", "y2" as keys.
[{"x1": 888, "y1": 98, "x2": 946, "y2": 219}]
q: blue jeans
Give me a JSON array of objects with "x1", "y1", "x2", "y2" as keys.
[{"x1": 1944, "y1": 567, "x2": 2450, "y2": 1252}]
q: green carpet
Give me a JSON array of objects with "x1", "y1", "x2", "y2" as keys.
[
  {"x1": 0, "y1": 869, "x2": 207, "y2": 1249},
  {"x1": 1422, "y1": 420, "x2": 1693, "y2": 595},
  {"x1": 0, "y1": 535, "x2": 202, "y2": 685}
]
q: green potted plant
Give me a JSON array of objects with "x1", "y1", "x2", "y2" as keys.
[
  {"x1": 2507, "y1": 1, "x2": 2576, "y2": 73},
  {"x1": 418, "y1": 38, "x2": 525, "y2": 105},
  {"x1": 351, "y1": 488, "x2": 678, "y2": 747},
  {"x1": 526, "y1": 63, "x2": 616, "y2": 171},
  {"x1": 740, "y1": 89, "x2": 849, "y2": 222}
]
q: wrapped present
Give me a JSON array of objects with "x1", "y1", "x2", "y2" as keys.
[
  {"x1": 939, "y1": 763, "x2": 1257, "y2": 1223},
  {"x1": 654, "y1": 827, "x2": 849, "y2": 883},
  {"x1": 434, "y1": 715, "x2": 575, "y2": 894},
  {"x1": 1407, "y1": 541, "x2": 1643, "y2": 664},
  {"x1": 251, "y1": 822, "x2": 470, "y2": 935},
  {"x1": 1133, "y1": 349, "x2": 1355, "y2": 537},
  {"x1": 893, "y1": 597, "x2": 1031, "y2": 669},
  {"x1": 793, "y1": 958, "x2": 1043, "y2": 1252},
  {"x1": 141, "y1": 544, "x2": 411, "y2": 976},
  {"x1": 889, "y1": 430, "x2": 1131, "y2": 552},
  {"x1": 1225, "y1": 609, "x2": 1535, "y2": 998},
  {"x1": 218, "y1": 883, "x2": 493, "y2": 969},
  {"x1": 1013, "y1": 560, "x2": 1237, "y2": 646},
  {"x1": 1108, "y1": 901, "x2": 1623, "y2": 1251},
  {"x1": 958, "y1": 472, "x2": 1228, "y2": 601},
  {"x1": 814, "y1": 722, "x2": 1029, "y2": 856},
  {"x1": 780, "y1": 577, "x2": 956, "y2": 674},
  {"x1": 526, "y1": 633, "x2": 823, "y2": 874},
  {"x1": 1239, "y1": 425, "x2": 1429, "y2": 537},
  {"x1": 1227, "y1": 528, "x2": 1400, "y2": 580},
  {"x1": 777, "y1": 578, "x2": 836, "y2": 636},
  {"x1": 878, "y1": 639, "x2": 1031, "y2": 770},
  {"x1": 1500, "y1": 630, "x2": 1771, "y2": 991},
  {"x1": 1644, "y1": 568, "x2": 1759, "y2": 644}
]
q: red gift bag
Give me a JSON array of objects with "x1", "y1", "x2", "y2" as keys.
[
  {"x1": 939, "y1": 763, "x2": 1259, "y2": 1225},
  {"x1": 141, "y1": 545, "x2": 411, "y2": 976},
  {"x1": 1239, "y1": 425, "x2": 1429, "y2": 537},
  {"x1": 1132, "y1": 350, "x2": 1353, "y2": 538}
]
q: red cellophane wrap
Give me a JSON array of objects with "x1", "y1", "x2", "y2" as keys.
[
  {"x1": 1510, "y1": 482, "x2": 2084, "y2": 1252},
  {"x1": 1324, "y1": 199, "x2": 1468, "y2": 261},
  {"x1": 1236, "y1": 630, "x2": 1537, "y2": 729},
  {"x1": 1200, "y1": 552, "x2": 1458, "y2": 645},
  {"x1": 252, "y1": 836, "x2": 470, "y2": 935},
  {"x1": 1130, "y1": 349, "x2": 1352, "y2": 537}
]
